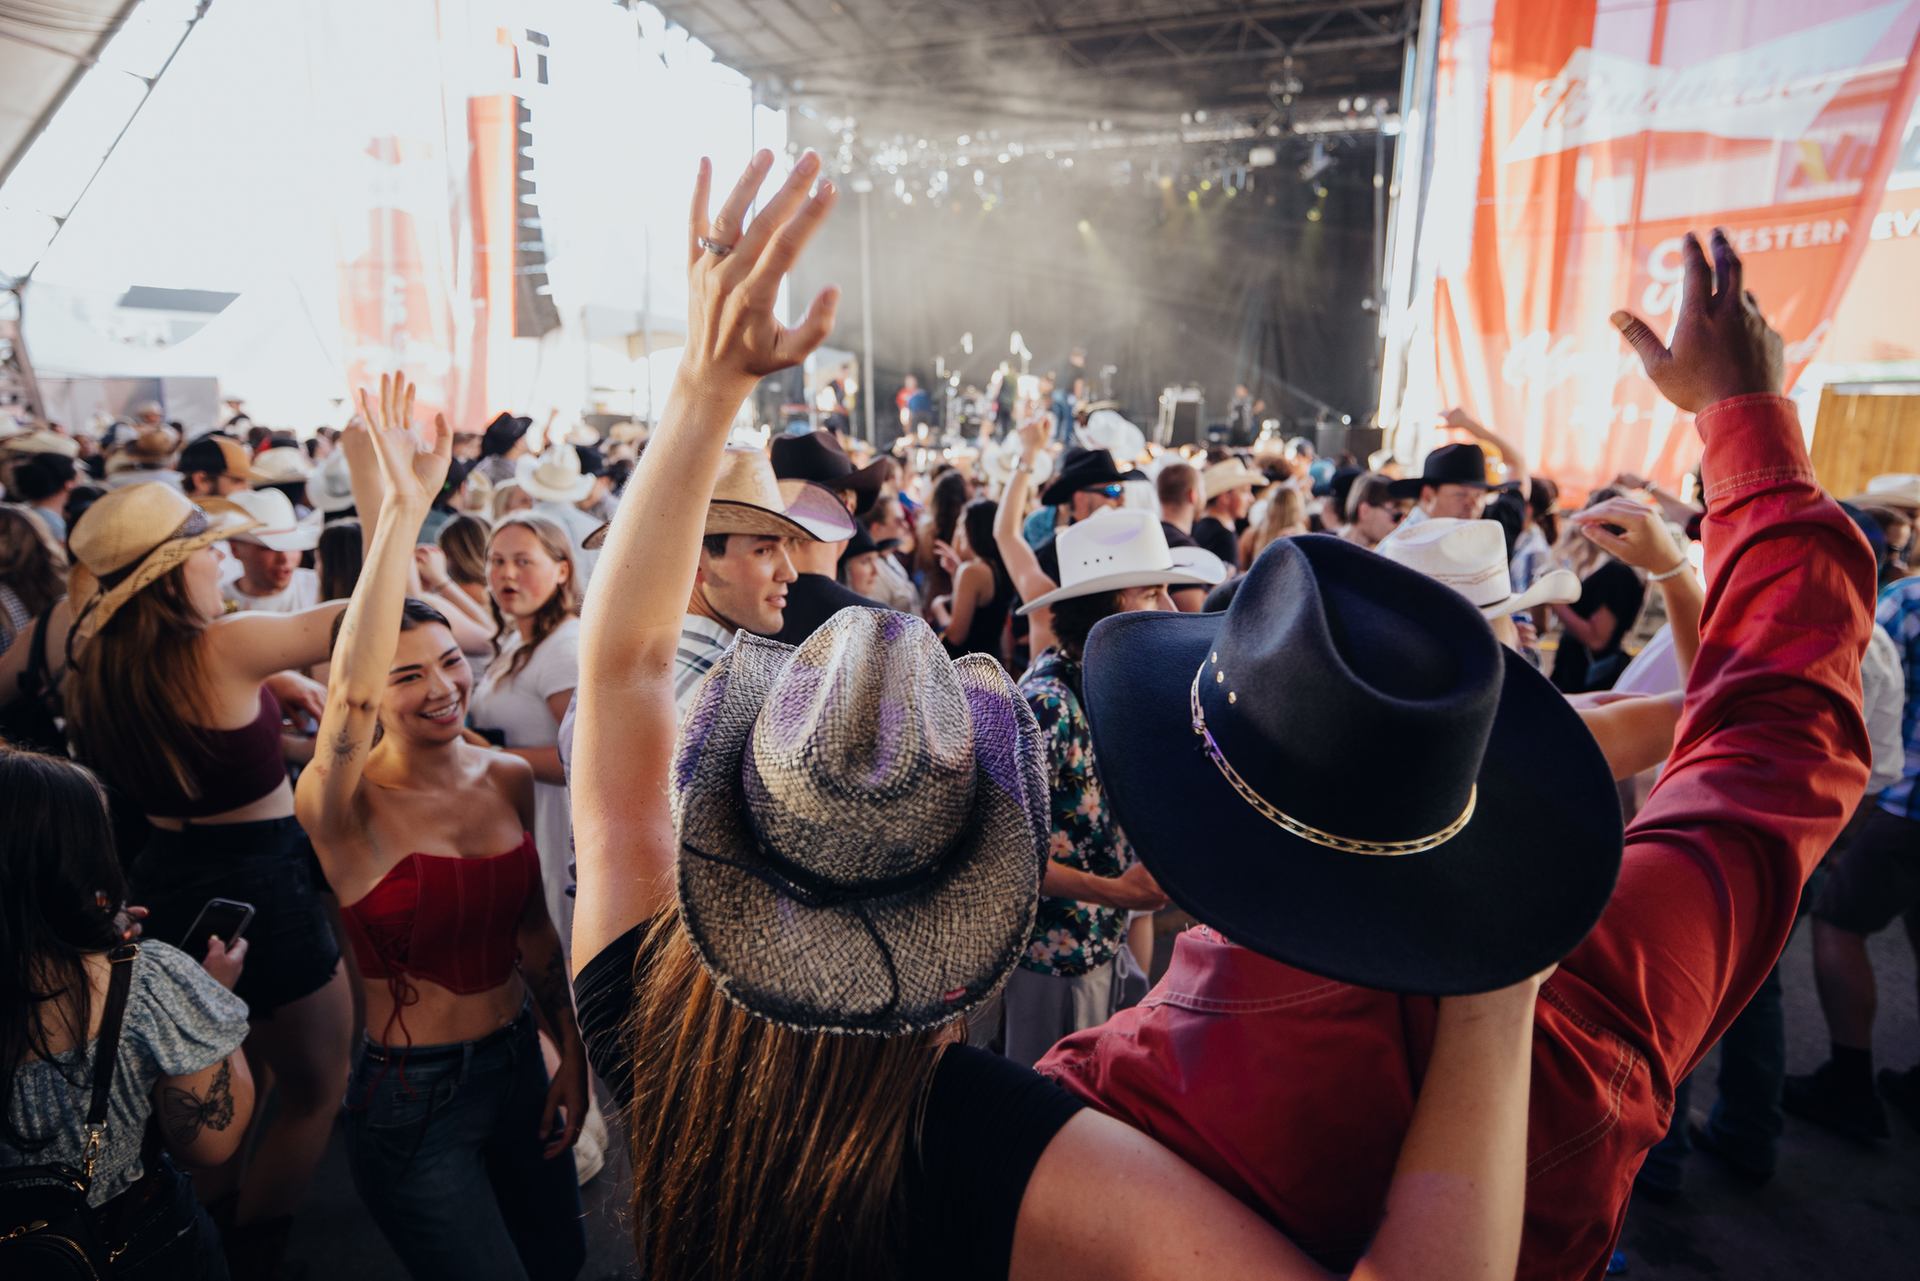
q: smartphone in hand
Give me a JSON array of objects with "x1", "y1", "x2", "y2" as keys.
[{"x1": 183, "y1": 898, "x2": 255, "y2": 961}]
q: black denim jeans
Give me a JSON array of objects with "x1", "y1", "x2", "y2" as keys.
[{"x1": 342, "y1": 1008, "x2": 585, "y2": 1281}]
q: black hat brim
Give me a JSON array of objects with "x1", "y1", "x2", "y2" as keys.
[
  {"x1": 1039, "y1": 465, "x2": 1149, "y2": 507},
  {"x1": 1387, "y1": 475, "x2": 1491, "y2": 499},
  {"x1": 1081, "y1": 609, "x2": 1622, "y2": 995}
]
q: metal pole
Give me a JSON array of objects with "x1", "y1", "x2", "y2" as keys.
[{"x1": 858, "y1": 187, "x2": 876, "y2": 446}]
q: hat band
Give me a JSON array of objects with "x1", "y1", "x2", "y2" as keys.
[
  {"x1": 1188, "y1": 664, "x2": 1477, "y2": 857},
  {"x1": 96, "y1": 509, "x2": 209, "y2": 589}
]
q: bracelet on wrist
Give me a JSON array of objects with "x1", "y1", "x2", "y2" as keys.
[{"x1": 1648, "y1": 557, "x2": 1691, "y2": 582}]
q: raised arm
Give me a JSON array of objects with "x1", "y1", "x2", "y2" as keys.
[
  {"x1": 205, "y1": 602, "x2": 348, "y2": 682},
  {"x1": 1572, "y1": 496, "x2": 1704, "y2": 678},
  {"x1": 1554, "y1": 230, "x2": 1875, "y2": 1096},
  {"x1": 1447, "y1": 408, "x2": 1529, "y2": 501},
  {"x1": 994, "y1": 415, "x2": 1061, "y2": 605},
  {"x1": 294, "y1": 374, "x2": 452, "y2": 847},
  {"x1": 571, "y1": 150, "x2": 839, "y2": 974}
]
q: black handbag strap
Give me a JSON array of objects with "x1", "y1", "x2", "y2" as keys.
[
  {"x1": 81, "y1": 945, "x2": 138, "y2": 1179},
  {"x1": 23, "y1": 603, "x2": 54, "y2": 691}
]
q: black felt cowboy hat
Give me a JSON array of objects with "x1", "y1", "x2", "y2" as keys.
[
  {"x1": 1039, "y1": 446, "x2": 1147, "y2": 507},
  {"x1": 1082, "y1": 534, "x2": 1621, "y2": 994},
  {"x1": 770, "y1": 429, "x2": 888, "y2": 514},
  {"x1": 1387, "y1": 442, "x2": 1491, "y2": 498},
  {"x1": 480, "y1": 412, "x2": 532, "y2": 460}
]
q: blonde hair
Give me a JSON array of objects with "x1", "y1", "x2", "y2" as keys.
[
  {"x1": 486, "y1": 513, "x2": 580, "y2": 682},
  {"x1": 1244, "y1": 485, "x2": 1308, "y2": 562}
]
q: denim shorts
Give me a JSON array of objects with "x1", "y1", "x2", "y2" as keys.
[{"x1": 130, "y1": 816, "x2": 341, "y2": 1019}]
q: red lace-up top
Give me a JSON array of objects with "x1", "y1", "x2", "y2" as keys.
[{"x1": 340, "y1": 834, "x2": 539, "y2": 1045}]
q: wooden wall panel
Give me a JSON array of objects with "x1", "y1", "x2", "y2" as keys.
[{"x1": 1810, "y1": 384, "x2": 1920, "y2": 499}]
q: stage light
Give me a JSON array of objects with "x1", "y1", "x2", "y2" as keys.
[
  {"x1": 1076, "y1": 218, "x2": 1091, "y2": 232},
  {"x1": 997, "y1": 152, "x2": 1010, "y2": 164},
  {"x1": 973, "y1": 169, "x2": 985, "y2": 186},
  {"x1": 958, "y1": 134, "x2": 971, "y2": 145},
  {"x1": 1062, "y1": 157, "x2": 1073, "y2": 168},
  {"x1": 1249, "y1": 146, "x2": 1277, "y2": 168},
  {"x1": 1181, "y1": 112, "x2": 1193, "y2": 125},
  {"x1": 1200, "y1": 179, "x2": 1211, "y2": 191},
  {"x1": 1338, "y1": 98, "x2": 1351, "y2": 112},
  {"x1": 902, "y1": 193, "x2": 913, "y2": 204},
  {"x1": 1353, "y1": 97, "x2": 1368, "y2": 112},
  {"x1": 1314, "y1": 184, "x2": 1328, "y2": 198},
  {"x1": 1306, "y1": 207, "x2": 1322, "y2": 221},
  {"x1": 850, "y1": 176, "x2": 874, "y2": 194},
  {"x1": 1195, "y1": 110, "x2": 1208, "y2": 122},
  {"x1": 1158, "y1": 175, "x2": 1174, "y2": 190},
  {"x1": 1187, "y1": 189, "x2": 1199, "y2": 203}
]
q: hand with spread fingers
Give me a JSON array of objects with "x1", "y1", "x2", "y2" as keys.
[
  {"x1": 354, "y1": 372, "x2": 452, "y2": 512},
  {"x1": 682, "y1": 149, "x2": 841, "y2": 404},
  {"x1": 1611, "y1": 229, "x2": 1784, "y2": 414}
]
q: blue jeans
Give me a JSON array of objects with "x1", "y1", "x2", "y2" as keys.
[
  {"x1": 343, "y1": 1008, "x2": 585, "y2": 1281},
  {"x1": 1643, "y1": 961, "x2": 1785, "y2": 1186}
]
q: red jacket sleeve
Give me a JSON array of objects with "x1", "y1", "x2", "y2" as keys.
[{"x1": 1550, "y1": 393, "x2": 1874, "y2": 1095}]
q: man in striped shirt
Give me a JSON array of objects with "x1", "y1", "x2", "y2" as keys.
[{"x1": 1790, "y1": 573, "x2": 1920, "y2": 1138}]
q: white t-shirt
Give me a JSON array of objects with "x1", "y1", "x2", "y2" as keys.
[{"x1": 221, "y1": 566, "x2": 320, "y2": 615}]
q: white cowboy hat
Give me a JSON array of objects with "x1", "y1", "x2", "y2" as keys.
[
  {"x1": 1018, "y1": 507, "x2": 1219, "y2": 614},
  {"x1": 1075, "y1": 409, "x2": 1146, "y2": 463},
  {"x1": 0, "y1": 428, "x2": 80, "y2": 458},
  {"x1": 1168, "y1": 544, "x2": 1229, "y2": 585},
  {"x1": 305, "y1": 446, "x2": 356, "y2": 515},
  {"x1": 1203, "y1": 457, "x2": 1261, "y2": 499},
  {"x1": 1847, "y1": 473, "x2": 1920, "y2": 512},
  {"x1": 979, "y1": 435, "x2": 1054, "y2": 489},
  {"x1": 563, "y1": 422, "x2": 601, "y2": 448},
  {"x1": 1378, "y1": 517, "x2": 1580, "y2": 619},
  {"x1": 516, "y1": 442, "x2": 596, "y2": 504},
  {"x1": 224, "y1": 487, "x2": 322, "y2": 552},
  {"x1": 249, "y1": 445, "x2": 313, "y2": 485}
]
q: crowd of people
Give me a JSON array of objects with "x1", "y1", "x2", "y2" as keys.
[{"x1": 0, "y1": 147, "x2": 1916, "y2": 1281}]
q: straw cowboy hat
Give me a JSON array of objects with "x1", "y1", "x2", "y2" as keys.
[
  {"x1": 224, "y1": 488, "x2": 321, "y2": 553},
  {"x1": 673, "y1": 607, "x2": 1049, "y2": 1034},
  {"x1": 68, "y1": 486, "x2": 259, "y2": 647},
  {"x1": 1203, "y1": 458, "x2": 1261, "y2": 500},
  {"x1": 106, "y1": 428, "x2": 180, "y2": 473},
  {"x1": 0, "y1": 429, "x2": 80, "y2": 459},
  {"x1": 1081, "y1": 534, "x2": 1622, "y2": 994},
  {"x1": 516, "y1": 442, "x2": 596, "y2": 504},
  {"x1": 1379, "y1": 518, "x2": 1582, "y2": 619},
  {"x1": 582, "y1": 446, "x2": 855, "y2": 550},
  {"x1": 1018, "y1": 507, "x2": 1221, "y2": 614}
]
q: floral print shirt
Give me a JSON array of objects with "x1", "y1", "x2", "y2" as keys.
[{"x1": 1018, "y1": 649, "x2": 1136, "y2": 977}]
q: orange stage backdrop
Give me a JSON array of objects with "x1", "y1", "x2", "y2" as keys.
[{"x1": 1408, "y1": 0, "x2": 1920, "y2": 496}]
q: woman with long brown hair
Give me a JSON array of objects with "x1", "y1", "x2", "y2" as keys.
[
  {"x1": 61, "y1": 483, "x2": 352, "y2": 1277},
  {"x1": 571, "y1": 151, "x2": 1545, "y2": 1281},
  {"x1": 0, "y1": 503, "x2": 63, "y2": 654},
  {"x1": 295, "y1": 376, "x2": 586, "y2": 1280}
]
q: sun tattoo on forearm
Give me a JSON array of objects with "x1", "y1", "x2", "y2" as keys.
[{"x1": 161, "y1": 1058, "x2": 236, "y2": 1145}]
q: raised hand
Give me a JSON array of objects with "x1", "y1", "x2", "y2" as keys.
[
  {"x1": 1571, "y1": 496, "x2": 1686, "y2": 573},
  {"x1": 682, "y1": 151, "x2": 840, "y2": 404},
  {"x1": 353, "y1": 373, "x2": 452, "y2": 510},
  {"x1": 1612, "y1": 229, "x2": 1784, "y2": 414},
  {"x1": 1017, "y1": 414, "x2": 1050, "y2": 458}
]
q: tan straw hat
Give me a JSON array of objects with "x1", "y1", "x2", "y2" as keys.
[
  {"x1": 249, "y1": 445, "x2": 313, "y2": 485},
  {"x1": 0, "y1": 428, "x2": 81, "y2": 458},
  {"x1": 582, "y1": 446, "x2": 854, "y2": 549},
  {"x1": 107, "y1": 428, "x2": 180, "y2": 473},
  {"x1": 67, "y1": 485, "x2": 258, "y2": 647}
]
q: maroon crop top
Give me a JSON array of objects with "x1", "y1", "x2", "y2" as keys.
[
  {"x1": 130, "y1": 686, "x2": 289, "y2": 818},
  {"x1": 341, "y1": 834, "x2": 539, "y2": 1046}
]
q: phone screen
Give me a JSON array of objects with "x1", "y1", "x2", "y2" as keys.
[{"x1": 183, "y1": 898, "x2": 254, "y2": 959}]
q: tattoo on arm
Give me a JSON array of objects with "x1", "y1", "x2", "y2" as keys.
[
  {"x1": 328, "y1": 726, "x2": 359, "y2": 766},
  {"x1": 524, "y1": 948, "x2": 577, "y2": 1035},
  {"x1": 161, "y1": 1058, "x2": 236, "y2": 1146}
]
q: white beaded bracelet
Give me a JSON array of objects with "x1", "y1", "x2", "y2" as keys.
[{"x1": 1648, "y1": 558, "x2": 1692, "y2": 582}]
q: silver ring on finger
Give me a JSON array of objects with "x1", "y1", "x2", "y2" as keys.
[{"x1": 697, "y1": 235, "x2": 734, "y2": 258}]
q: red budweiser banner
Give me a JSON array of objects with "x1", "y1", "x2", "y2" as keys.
[{"x1": 1390, "y1": 0, "x2": 1920, "y2": 495}]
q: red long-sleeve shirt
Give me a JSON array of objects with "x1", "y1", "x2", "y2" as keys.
[{"x1": 1039, "y1": 394, "x2": 1874, "y2": 1279}]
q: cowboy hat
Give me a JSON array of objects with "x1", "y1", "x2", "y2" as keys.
[
  {"x1": 1388, "y1": 443, "x2": 1491, "y2": 498},
  {"x1": 1081, "y1": 534, "x2": 1622, "y2": 994},
  {"x1": 68, "y1": 486, "x2": 260, "y2": 648},
  {"x1": 770, "y1": 428, "x2": 888, "y2": 514},
  {"x1": 581, "y1": 447, "x2": 855, "y2": 550},
  {"x1": 777, "y1": 479, "x2": 858, "y2": 543},
  {"x1": 1378, "y1": 518, "x2": 1582, "y2": 619},
  {"x1": 305, "y1": 447, "x2": 356, "y2": 515},
  {"x1": 516, "y1": 443, "x2": 596, "y2": 504},
  {"x1": 1018, "y1": 507, "x2": 1220, "y2": 614},
  {"x1": 113, "y1": 428, "x2": 179, "y2": 466},
  {"x1": 480, "y1": 411, "x2": 532, "y2": 459},
  {"x1": 1038, "y1": 446, "x2": 1146, "y2": 507},
  {"x1": 249, "y1": 446, "x2": 313, "y2": 486},
  {"x1": 1075, "y1": 409, "x2": 1147, "y2": 463},
  {"x1": 563, "y1": 422, "x2": 601, "y2": 448},
  {"x1": 1845, "y1": 473, "x2": 1920, "y2": 512},
  {"x1": 0, "y1": 429, "x2": 80, "y2": 459},
  {"x1": 223, "y1": 487, "x2": 321, "y2": 552},
  {"x1": 673, "y1": 608, "x2": 1049, "y2": 1034},
  {"x1": 178, "y1": 434, "x2": 252, "y2": 480},
  {"x1": 1203, "y1": 458, "x2": 1260, "y2": 499}
]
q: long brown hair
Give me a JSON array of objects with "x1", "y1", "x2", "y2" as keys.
[
  {"x1": 66, "y1": 564, "x2": 211, "y2": 803},
  {"x1": 0, "y1": 504, "x2": 66, "y2": 623},
  {"x1": 625, "y1": 908, "x2": 946, "y2": 1280},
  {"x1": 486, "y1": 512, "x2": 580, "y2": 682},
  {"x1": 437, "y1": 513, "x2": 489, "y2": 589}
]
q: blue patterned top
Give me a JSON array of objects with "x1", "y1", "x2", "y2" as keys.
[{"x1": 1877, "y1": 578, "x2": 1920, "y2": 820}]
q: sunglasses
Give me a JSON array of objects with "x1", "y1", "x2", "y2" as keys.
[{"x1": 1091, "y1": 483, "x2": 1126, "y2": 499}]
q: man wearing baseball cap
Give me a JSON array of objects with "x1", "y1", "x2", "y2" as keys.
[{"x1": 180, "y1": 433, "x2": 255, "y2": 501}]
